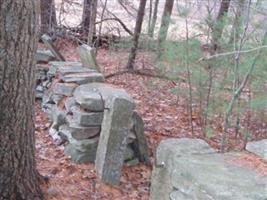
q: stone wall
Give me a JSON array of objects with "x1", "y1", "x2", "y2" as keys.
[{"x1": 36, "y1": 60, "x2": 150, "y2": 185}]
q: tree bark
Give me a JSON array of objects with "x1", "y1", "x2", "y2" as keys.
[
  {"x1": 148, "y1": 0, "x2": 159, "y2": 37},
  {"x1": 212, "y1": 0, "x2": 231, "y2": 50},
  {"x1": 40, "y1": 0, "x2": 57, "y2": 36},
  {"x1": 82, "y1": 0, "x2": 98, "y2": 45},
  {"x1": 0, "y1": 1, "x2": 43, "y2": 199},
  {"x1": 158, "y1": 0, "x2": 174, "y2": 55},
  {"x1": 228, "y1": 0, "x2": 245, "y2": 44},
  {"x1": 126, "y1": 0, "x2": 147, "y2": 70}
]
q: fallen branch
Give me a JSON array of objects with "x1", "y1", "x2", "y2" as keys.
[
  {"x1": 95, "y1": 17, "x2": 133, "y2": 36},
  {"x1": 198, "y1": 45, "x2": 267, "y2": 62},
  {"x1": 104, "y1": 69, "x2": 186, "y2": 82}
]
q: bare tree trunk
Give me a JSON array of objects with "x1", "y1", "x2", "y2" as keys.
[
  {"x1": 82, "y1": 0, "x2": 91, "y2": 36},
  {"x1": 148, "y1": 0, "x2": 159, "y2": 37},
  {"x1": 0, "y1": 1, "x2": 43, "y2": 199},
  {"x1": 229, "y1": 0, "x2": 245, "y2": 44},
  {"x1": 40, "y1": 0, "x2": 57, "y2": 36},
  {"x1": 82, "y1": 0, "x2": 98, "y2": 45},
  {"x1": 126, "y1": 0, "x2": 147, "y2": 70},
  {"x1": 158, "y1": 0, "x2": 174, "y2": 55},
  {"x1": 212, "y1": 0, "x2": 231, "y2": 50},
  {"x1": 147, "y1": 0, "x2": 153, "y2": 34},
  {"x1": 88, "y1": 0, "x2": 98, "y2": 46}
]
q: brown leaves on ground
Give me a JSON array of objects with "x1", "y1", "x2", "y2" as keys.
[{"x1": 35, "y1": 44, "x2": 267, "y2": 200}]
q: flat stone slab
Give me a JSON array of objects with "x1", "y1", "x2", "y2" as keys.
[
  {"x1": 74, "y1": 89, "x2": 104, "y2": 112},
  {"x1": 48, "y1": 61, "x2": 83, "y2": 76},
  {"x1": 246, "y1": 139, "x2": 267, "y2": 161},
  {"x1": 74, "y1": 83, "x2": 134, "y2": 102},
  {"x1": 150, "y1": 138, "x2": 267, "y2": 200},
  {"x1": 78, "y1": 44, "x2": 100, "y2": 72},
  {"x1": 35, "y1": 49, "x2": 56, "y2": 63},
  {"x1": 53, "y1": 83, "x2": 78, "y2": 96},
  {"x1": 64, "y1": 97, "x2": 76, "y2": 113},
  {"x1": 64, "y1": 136, "x2": 99, "y2": 164},
  {"x1": 60, "y1": 122, "x2": 101, "y2": 140},
  {"x1": 71, "y1": 105, "x2": 104, "y2": 126},
  {"x1": 59, "y1": 72, "x2": 104, "y2": 84}
]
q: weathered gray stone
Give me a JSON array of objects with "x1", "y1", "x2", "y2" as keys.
[
  {"x1": 71, "y1": 105, "x2": 104, "y2": 126},
  {"x1": 57, "y1": 65, "x2": 95, "y2": 77},
  {"x1": 246, "y1": 139, "x2": 267, "y2": 161},
  {"x1": 95, "y1": 95, "x2": 135, "y2": 185},
  {"x1": 74, "y1": 83, "x2": 133, "y2": 110},
  {"x1": 124, "y1": 145, "x2": 135, "y2": 161},
  {"x1": 131, "y1": 111, "x2": 150, "y2": 165},
  {"x1": 60, "y1": 72, "x2": 104, "y2": 84},
  {"x1": 41, "y1": 34, "x2": 65, "y2": 61},
  {"x1": 53, "y1": 83, "x2": 78, "y2": 97},
  {"x1": 48, "y1": 61, "x2": 83, "y2": 77},
  {"x1": 125, "y1": 158, "x2": 140, "y2": 166},
  {"x1": 78, "y1": 44, "x2": 100, "y2": 72},
  {"x1": 64, "y1": 137, "x2": 99, "y2": 163},
  {"x1": 60, "y1": 122, "x2": 100, "y2": 140},
  {"x1": 35, "y1": 49, "x2": 56, "y2": 63},
  {"x1": 150, "y1": 138, "x2": 267, "y2": 200},
  {"x1": 51, "y1": 107, "x2": 67, "y2": 130},
  {"x1": 49, "y1": 127, "x2": 61, "y2": 142},
  {"x1": 74, "y1": 88, "x2": 104, "y2": 112},
  {"x1": 64, "y1": 97, "x2": 76, "y2": 113}
]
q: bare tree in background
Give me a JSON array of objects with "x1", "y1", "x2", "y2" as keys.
[
  {"x1": 82, "y1": 0, "x2": 98, "y2": 45},
  {"x1": 212, "y1": 0, "x2": 231, "y2": 50},
  {"x1": 126, "y1": 0, "x2": 147, "y2": 70},
  {"x1": 40, "y1": 0, "x2": 57, "y2": 36},
  {"x1": 0, "y1": 0, "x2": 43, "y2": 199},
  {"x1": 148, "y1": 0, "x2": 159, "y2": 37},
  {"x1": 158, "y1": 0, "x2": 174, "y2": 55}
]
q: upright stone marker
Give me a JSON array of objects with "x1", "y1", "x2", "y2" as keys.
[
  {"x1": 95, "y1": 95, "x2": 135, "y2": 185},
  {"x1": 78, "y1": 44, "x2": 100, "y2": 72},
  {"x1": 41, "y1": 34, "x2": 65, "y2": 61}
]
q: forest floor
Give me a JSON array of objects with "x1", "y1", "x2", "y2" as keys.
[{"x1": 36, "y1": 41, "x2": 267, "y2": 200}]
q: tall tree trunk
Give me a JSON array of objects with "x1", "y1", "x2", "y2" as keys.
[
  {"x1": 82, "y1": 0, "x2": 98, "y2": 45},
  {"x1": 148, "y1": 0, "x2": 159, "y2": 37},
  {"x1": 0, "y1": 1, "x2": 43, "y2": 199},
  {"x1": 82, "y1": 0, "x2": 91, "y2": 36},
  {"x1": 228, "y1": 0, "x2": 245, "y2": 44},
  {"x1": 158, "y1": 0, "x2": 174, "y2": 55},
  {"x1": 126, "y1": 0, "x2": 147, "y2": 70},
  {"x1": 40, "y1": 0, "x2": 57, "y2": 36},
  {"x1": 212, "y1": 0, "x2": 231, "y2": 50}
]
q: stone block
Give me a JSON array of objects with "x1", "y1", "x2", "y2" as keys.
[
  {"x1": 71, "y1": 105, "x2": 104, "y2": 126},
  {"x1": 35, "y1": 49, "x2": 56, "y2": 63},
  {"x1": 60, "y1": 122, "x2": 101, "y2": 140},
  {"x1": 74, "y1": 87, "x2": 104, "y2": 112},
  {"x1": 53, "y1": 83, "x2": 78, "y2": 97},
  {"x1": 64, "y1": 137, "x2": 99, "y2": 164},
  {"x1": 95, "y1": 96, "x2": 135, "y2": 185},
  {"x1": 60, "y1": 72, "x2": 104, "y2": 85}
]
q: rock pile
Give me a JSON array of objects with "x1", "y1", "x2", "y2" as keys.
[{"x1": 40, "y1": 60, "x2": 150, "y2": 185}]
